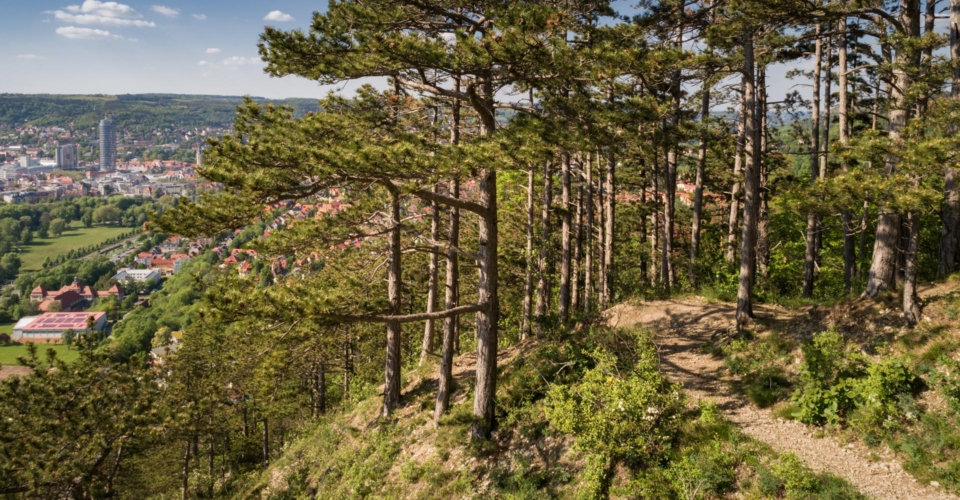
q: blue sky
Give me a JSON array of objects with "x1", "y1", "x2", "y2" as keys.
[{"x1": 3, "y1": 1, "x2": 337, "y2": 98}]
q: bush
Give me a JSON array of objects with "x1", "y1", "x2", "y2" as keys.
[
  {"x1": 791, "y1": 330, "x2": 919, "y2": 434},
  {"x1": 848, "y1": 359, "x2": 919, "y2": 438},
  {"x1": 546, "y1": 337, "x2": 685, "y2": 498},
  {"x1": 0, "y1": 333, "x2": 10, "y2": 344},
  {"x1": 791, "y1": 330, "x2": 865, "y2": 426}
]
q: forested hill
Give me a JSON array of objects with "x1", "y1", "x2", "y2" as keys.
[{"x1": 0, "y1": 94, "x2": 320, "y2": 131}]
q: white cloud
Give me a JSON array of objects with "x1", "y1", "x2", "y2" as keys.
[
  {"x1": 192, "y1": 13, "x2": 206, "y2": 20},
  {"x1": 51, "y1": 0, "x2": 155, "y2": 27},
  {"x1": 205, "y1": 48, "x2": 221, "y2": 54},
  {"x1": 264, "y1": 10, "x2": 293, "y2": 22},
  {"x1": 56, "y1": 26, "x2": 125, "y2": 40},
  {"x1": 222, "y1": 56, "x2": 261, "y2": 67},
  {"x1": 150, "y1": 5, "x2": 179, "y2": 18},
  {"x1": 197, "y1": 60, "x2": 210, "y2": 66},
  {"x1": 16, "y1": 54, "x2": 43, "y2": 60}
]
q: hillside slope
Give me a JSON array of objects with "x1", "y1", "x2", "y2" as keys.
[{"x1": 239, "y1": 327, "x2": 867, "y2": 499}]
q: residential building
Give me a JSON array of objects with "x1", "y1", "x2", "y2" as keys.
[{"x1": 12, "y1": 312, "x2": 108, "y2": 343}]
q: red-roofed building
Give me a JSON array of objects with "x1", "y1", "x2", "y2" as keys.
[
  {"x1": 29, "y1": 286, "x2": 49, "y2": 302},
  {"x1": 39, "y1": 290, "x2": 84, "y2": 312},
  {"x1": 12, "y1": 312, "x2": 108, "y2": 343},
  {"x1": 149, "y1": 258, "x2": 177, "y2": 276},
  {"x1": 238, "y1": 260, "x2": 253, "y2": 278},
  {"x1": 102, "y1": 284, "x2": 125, "y2": 301}
]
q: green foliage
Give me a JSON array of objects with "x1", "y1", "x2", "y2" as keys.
[
  {"x1": 546, "y1": 337, "x2": 685, "y2": 497},
  {"x1": 791, "y1": 330, "x2": 864, "y2": 426},
  {"x1": 790, "y1": 331, "x2": 919, "y2": 435},
  {"x1": 0, "y1": 343, "x2": 159, "y2": 497}
]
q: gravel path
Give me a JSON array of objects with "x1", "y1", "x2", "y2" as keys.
[{"x1": 606, "y1": 299, "x2": 956, "y2": 500}]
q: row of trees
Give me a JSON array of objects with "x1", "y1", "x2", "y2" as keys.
[{"x1": 161, "y1": 0, "x2": 960, "y2": 443}]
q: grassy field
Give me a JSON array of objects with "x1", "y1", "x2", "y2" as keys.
[
  {"x1": 19, "y1": 223, "x2": 130, "y2": 272},
  {"x1": 0, "y1": 343, "x2": 81, "y2": 365}
]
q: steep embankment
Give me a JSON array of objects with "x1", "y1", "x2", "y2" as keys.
[{"x1": 606, "y1": 287, "x2": 960, "y2": 500}]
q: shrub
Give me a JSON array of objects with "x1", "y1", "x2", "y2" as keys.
[
  {"x1": 667, "y1": 441, "x2": 736, "y2": 500},
  {"x1": 791, "y1": 331, "x2": 867, "y2": 425},
  {"x1": 848, "y1": 359, "x2": 919, "y2": 437},
  {"x1": 546, "y1": 337, "x2": 685, "y2": 498},
  {"x1": 0, "y1": 333, "x2": 10, "y2": 343}
]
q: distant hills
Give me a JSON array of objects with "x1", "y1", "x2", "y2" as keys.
[{"x1": 0, "y1": 94, "x2": 321, "y2": 132}]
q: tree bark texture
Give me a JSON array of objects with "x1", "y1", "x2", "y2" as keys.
[
  {"x1": 726, "y1": 89, "x2": 747, "y2": 265},
  {"x1": 838, "y1": 17, "x2": 857, "y2": 291},
  {"x1": 583, "y1": 154, "x2": 594, "y2": 313},
  {"x1": 866, "y1": 0, "x2": 919, "y2": 298},
  {"x1": 383, "y1": 186, "x2": 402, "y2": 417},
  {"x1": 435, "y1": 179, "x2": 460, "y2": 423},
  {"x1": 602, "y1": 151, "x2": 615, "y2": 310},
  {"x1": 559, "y1": 152, "x2": 572, "y2": 323},
  {"x1": 521, "y1": 169, "x2": 535, "y2": 339},
  {"x1": 471, "y1": 168, "x2": 499, "y2": 440},
  {"x1": 691, "y1": 78, "x2": 709, "y2": 286},
  {"x1": 535, "y1": 161, "x2": 553, "y2": 334},
  {"x1": 420, "y1": 192, "x2": 440, "y2": 366},
  {"x1": 737, "y1": 34, "x2": 760, "y2": 328},
  {"x1": 803, "y1": 27, "x2": 823, "y2": 298}
]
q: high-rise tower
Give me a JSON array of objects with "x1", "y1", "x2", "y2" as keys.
[
  {"x1": 56, "y1": 144, "x2": 79, "y2": 169},
  {"x1": 99, "y1": 118, "x2": 116, "y2": 171}
]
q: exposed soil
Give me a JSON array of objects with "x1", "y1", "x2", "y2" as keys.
[
  {"x1": 0, "y1": 365, "x2": 31, "y2": 381},
  {"x1": 606, "y1": 298, "x2": 957, "y2": 500}
]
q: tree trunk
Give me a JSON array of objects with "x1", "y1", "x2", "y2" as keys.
[
  {"x1": 181, "y1": 440, "x2": 191, "y2": 500},
  {"x1": 691, "y1": 78, "x2": 709, "y2": 286},
  {"x1": 521, "y1": 169, "x2": 535, "y2": 339},
  {"x1": 940, "y1": 0, "x2": 960, "y2": 277},
  {"x1": 737, "y1": 34, "x2": 759, "y2": 328},
  {"x1": 433, "y1": 180, "x2": 464, "y2": 423},
  {"x1": 662, "y1": 143, "x2": 676, "y2": 290},
  {"x1": 903, "y1": 210, "x2": 922, "y2": 324},
  {"x1": 261, "y1": 419, "x2": 270, "y2": 464},
  {"x1": 820, "y1": 34, "x2": 832, "y2": 183},
  {"x1": 757, "y1": 65, "x2": 770, "y2": 281},
  {"x1": 584, "y1": 154, "x2": 593, "y2": 313},
  {"x1": 435, "y1": 179, "x2": 460, "y2": 423},
  {"x1": 343, "y1": 329, "x2": 352, "y2": 405},
  {"x1": 651, "y1": 162, "x2": 660, "y2": 286},
  {"x1": 314, "y1": 361, "x2": 326, "y2": 416},
  {"x1": 572, "y1": 176, "x2": 583, "y2": 313},
  {"x1": 726, "y1": 89, "x2": 747, "y2": 265},
  {"x1": 602, "y1": 151, "x2": 615, "y2": 309},
  {"x1": 597, "y1": 157, "x2": 607, "y2": 300},
  {"x1": 208, "y1": 440, "x2": 215, "y2": 498},
  {"x1": 419, "y1": 191, "x2": 440, "y2": 366},
  {"x1": 803, "y1": 26, "x2": 823, "y2": 297},
  {"x1": 838, "y1": 17, "x2": 856, "y2": 292},
  {"x1": 472, "y1": 167, "x2": 499, "y2": 440},
  {"x1": 383, "y1": 186, "x2": 402, "y2": 416},
  {"x1": 559, "y1": 152, "x2": 572, "y2": 324},
  {"x1": 866, "y1": 0, "x2": 919, "y2": 298},
  {"x1": 535, "y1": 161, "x2": 553, "y2": 334}
]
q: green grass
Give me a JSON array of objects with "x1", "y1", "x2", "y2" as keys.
[
  {"x1": 0, "y1": 342, "x2": 81, "y2": 366},
  {"x1": 20, "y1": 223, "x2": 130, "y2": 271}
]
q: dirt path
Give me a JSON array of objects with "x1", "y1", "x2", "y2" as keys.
[{"x1": 606, "y1": 299, "x2": 955, "y2": 500}]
